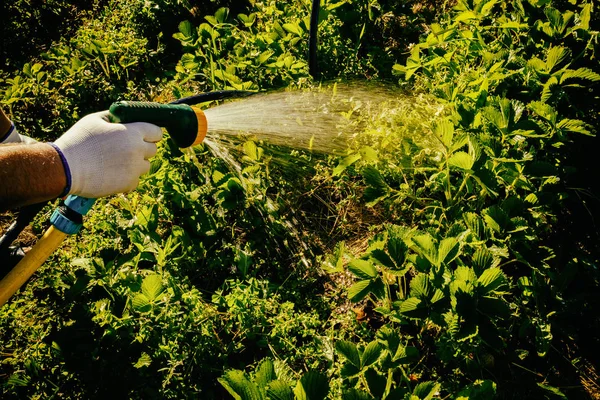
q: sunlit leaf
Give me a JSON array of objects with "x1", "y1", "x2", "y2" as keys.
[
  {"x1": 333, "y1": 153, "x2": 361, "y2": 176},
  {"x1": 477, "y1": 267, "x2": 506, "y2": 293},
  {"x1": 410, "y1": 274, "x2": 432, "y2": 299},
  {"x1": 254, "y1": 359, "x2": 275, "y2": 388},
  {"x1": 448, "y1": 151, "x2": 474, "y2": 170},
  {"x1": 348, "y1": 259, "x2": 377, "y2": 279},
  {"x1": 218, "y1": 370, "x2": 263, "y2": 400},
  {"x1": 141, "y1": 274, "x2": 164, "y2": 301},
  {"x1": 412, "y1": 381, "x2": 441, "y2": 400},
  {"x1": 348, "y1": 280, "x2": 372, "y2": 302},
  {"x1": 134, "y1": 353, "x2": 152, "y2": 368},
  {"x1": 132, "y1": 294, "x2": 151, "y2": 312},
  {"x1": 267, "y1": 381, "x2": 294, "y2": 400},
  {"x1": 560, "y1": 68, "x2": 600, "y2": 84},
  {"x1": 545, "y1": 46, "x2": 570, "y2": 73},
  {"x1": 360, "y1": 341, "x2": 382, "y2": 368},
  {"x1": 336, "y1": 341, "x2": 360, "y2": 367}
]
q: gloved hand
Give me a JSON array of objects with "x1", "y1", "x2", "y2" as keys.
[{"x1": 51, "y1": 111, "x2": 163, "y2": 198}]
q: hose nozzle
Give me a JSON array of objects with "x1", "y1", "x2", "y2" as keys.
[{"x1": 109, "y1": 101, "x2": 207, "y2": 148}]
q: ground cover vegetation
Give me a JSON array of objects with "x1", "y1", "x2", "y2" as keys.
[{"x1": 1, "y1": 0, "x2": 599, "y2": 398}]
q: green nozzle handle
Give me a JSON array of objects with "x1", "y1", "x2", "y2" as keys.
[{"x1": 109, "y1": 101, "x2": 206, "y2": 148}]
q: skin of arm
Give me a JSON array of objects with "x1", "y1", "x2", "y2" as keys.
[{"x1": 0, "y1": 143, "x2": 66, "y2": 211}]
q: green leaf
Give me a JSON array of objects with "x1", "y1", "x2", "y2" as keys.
[
  {"x1": 483, "y1": 205, "x2": 510, "y2": 233},
  {"x1": 237, "y1": 249, "x2": 252, "y2": 278},
  {"x1": 348, "y1": 280, "x2": 373, "y2": 302},
  {"x1": 364, "y1": 368, "x2": 386, "y2": 398},
  {"x1": 541, "y1": 76, "x2": 558, "y2": 103},
  {"x1": 528, "y1": 101, "x2": 557, "y2": 123},
  {"x1": 399, "y1": 297, "x2": 427, "y2": 318},
  {"x1": 560, "y1": 68, "x2": 600, "y2": 84},
  {"x1": 479, "y1": 0, "x2": 498, "y2": 16},
  {"x1": 410, "y1": 274, "x2": 432, "y2": 299},
  {"x1": 388, "y1": 235, "x2": 408, "y2": 266},
  {"x1": 433, "y1": 119, "x2": 454, "y2": 148},
  {"x1": 412, "y1": 381, "x2": 441, "y2": 399},
  {"x1": 283, "y1": 23, "x2": 303, "y2": 36},
  {"x1": 333, "y1": 153, "x2": 361, "y2": 176},
  {"x1": 464, "y1": 212, "x2": 488, "y2": 240},
  {"x1": 6, "y1": 374, "x2": 30, "y2": 387},
  {"x1": 267, "y1": 380, "x2": 294, "y2": 400},
  {"x1": 215, "y1": 7, "x2": 229, "y2": 23},
  {"x1": 294, "y1": 371, "x2": 329, "y2": 400},
  {"x1": 575, "y1": 4, "x2": 591, "y2": 30},
  {"x1": 336, "y1": 341, "x2": 360, "y2": 367},
  {"x1": 341, "y1": 363, "x2": 360, "y2": 378},
  {"x1": 472, "y1": 248, "x2": 496, "y2": 275},
  {"x1": 499, "y1": 21, "x2": 528, "y2": 29},
  {"x1": 557, "y1": 118, "x2": 592, "y2": 135},
  {"x1": 141, "y1": 274, "x2": 164, "y2": 301},
  {"x1": 133, "y1": 353, "x2": 152, "y2": 368},
  {"x1": 219, "y1": 370, "x2": 263, "y2": 400},
  {"x1": 545, "y1": 46, "x2": 570, "y2": 73},
  {"x1": 243, "y1": 140, "x2": 263, "y2": 161},
  {"x1": 254, "y1": 359, "x2": 275, "y2": 388},
  {"x1": 411, "y1": 234, "x2": 438, "y2": 266},
  {"x1": 322, "y1": 241, "x2": 346, "y2": 273},
  {"x1": 257, "y1": 50, "x2": 274, "y2": 65},
  {"x1": 363, "y1": 166, "x2": 388, "y2": 190},
  {"x1": 537, "y1": 383, "x2": 567, "y2": 399},
  {"x1": 393, "y1": 345, "x2": 420, "y2": 364},
  {"x1": 267, "y1": 381, "x2": 294, "y2": 400},
  {"x1": 438, "y1": 237, "x2": 460, "y2": 266},
  {"x1": 342, "y1": 389, "x2": 374, "y2": 400},
  {"x1": 448, "y1": 151, "x2": 474, "y2": 170},
  {"x1": 360, "y1": 341, "x2": 382, "y2": 369},
  {"x1": 181, "y1": 53, "x2": 198, "y2": 69},
  {"x1": 132, "y1": 294, "x2": 151, "y2": 313},
  {"x1": 348, "y1": 259, "x2": 377, "y2": 279},
  {"x1": 370, "y1": 249, "x2": 396, "y2": 270},
  {"x1": 535, "y1": 321, "x2": 552, "y2": 357},
  {"x1": 455, "y1": 11, "x2": 479, "y2": 22},
  {"x1": 477, "y1": 267, "x2": 506, "y2": 293},
  {"x1": 178, "y1": 20, "x2": 193, "y2": 38}
]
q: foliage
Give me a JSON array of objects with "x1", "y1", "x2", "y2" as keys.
[
  {"x1": 1, "y1": 0, "x2": 106, "y2": 72},
  {"x1": 2, "y1": 0, "x2": 600, "y2": 399}
]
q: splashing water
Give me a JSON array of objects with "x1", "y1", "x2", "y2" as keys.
[
  {"x1": 202, "y1": 83, "x2": 405, "y2": 153},
  {"x1": 187, "y1": 83, "x2": 446, "y2": 269}
]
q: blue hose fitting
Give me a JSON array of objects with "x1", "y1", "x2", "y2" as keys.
[{"x1": 49, "y1": 195, "x2": 96, "y2": 234}]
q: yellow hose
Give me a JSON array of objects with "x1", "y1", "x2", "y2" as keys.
[{"x1": 0, "y1": 226, "x2": 67, "y2": 306}]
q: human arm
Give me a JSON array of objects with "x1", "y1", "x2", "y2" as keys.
[
  {"x1": 0, "y1": 143, "x2": 67, "y2": 210},
  {"x1": 0, "y1": 111, "x2": 162, "y2": 211}
]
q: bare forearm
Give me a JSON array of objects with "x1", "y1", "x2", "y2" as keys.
[{"x1": 0, "y1": 143, "x2": 67, "y2": 210}]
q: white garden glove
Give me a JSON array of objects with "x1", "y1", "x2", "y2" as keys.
[
  {"x1": 50, "y1": 111, "x2": 163, "y2": 198},
  {"x1": 0, "y1": 124, "x2": 38, "y2": 145}
]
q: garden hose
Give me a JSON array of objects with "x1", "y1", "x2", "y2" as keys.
[{"x1": 0, "y1": 100, "x2": 215, "y2": 307}]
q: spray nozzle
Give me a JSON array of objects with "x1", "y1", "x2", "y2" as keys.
[{"x1": 109, "y1": 101, "x2": 207, "y2": 148}]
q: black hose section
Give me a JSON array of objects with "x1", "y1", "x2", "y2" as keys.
[
  {"x1": 309, "y1": 0, "x2": 320, "y2": 79},
  {"x1": 170, "y1": 90, "x2": 255, "y2": 105},
  {"x1": 0, "y1": 201, "x2": 47, "y2": 257}
]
